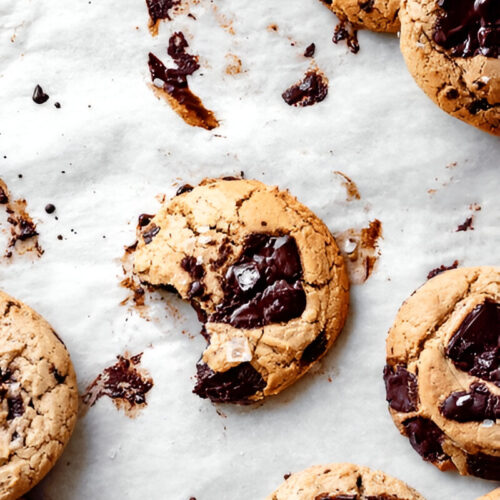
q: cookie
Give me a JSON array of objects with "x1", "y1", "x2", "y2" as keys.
[
  {"x1": 266, "y1": 462, "x2": 425, "y2": 499},
  {"x1": 0, "y1": 291, "x2": 78, "y2": 499},
  {"x1": 384, "y1": 266, "x2": 500, "y2": 480},
  {"x1": 399, "y1": 0, "x2": 499, "y2": 135},
  {"x1": 133, "y1": 178, "x2": 349, "y2": 404},
  {"x1": 477, "y1": 489, "x2": 500, "y2": 500},
  {"x1": 320, "y1": 0, "x2": 400, "y2": 34}
]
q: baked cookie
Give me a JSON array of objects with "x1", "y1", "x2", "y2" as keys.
[
  {"x1": 133, "y1": 178, "x2": 349, "y2": 404},
  {"x1": 384, "y1": 267, "x2": 500, "y2": 480},
  {"x1": 477, "y1": 489, "x2": 500, "y2": 500},
  {"x1": 399, "y1": 0, "x2": 499, "y2": 135},
  {"x1": 266, "y1": 462, "x2": 425, "y2": 499},
  {"x1": 0, "y1": 291, "x2": 78, "y2": 499},
  {"x1": 320, "y1": 0, "x2": 400, "y2": 34}
]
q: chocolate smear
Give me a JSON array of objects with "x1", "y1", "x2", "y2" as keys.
[
  {"x1": 333, "y1": 19, "x2": 359, "y2": 54},
  {"x1": 282, "y1": 70, "x2": 328, "y2": 107},
  {"x1": 427, "y1": 260, "x2": 459, "y2": 280},
  {"x1": 148, "y1": 32, "x2": 219, "y2": 130},
  {"x1": 446, "y1": 300, "x2": 500, "y2": 386},
  {"x1": 82, "y1": 353, "x2": 153, "y2": 417},
  {"x1": 383, "y1": 364, "x2": 418, "y2": 412}
]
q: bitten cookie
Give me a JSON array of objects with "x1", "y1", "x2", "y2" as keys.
[
  {"x1": 399, "y1": 0, "x2": 499, "y2": 135},
  {"x1": 320, "y1": 0, "x2": 400, "y2": 33},
  {"x1": 384, "y1": 267, "x2": 500, "y2": 480},
  {"x1": 134, "y1": 178, "x2": 349, "y2": 404},
  {"x1": 477, "y1": 489, "x2": 500, "y2": 500},
  {"x1": 266, "y1": 463, "x2": 425, "y2": 499},
  {"x1": 0, "y1": 291, "x2": 78, "y2": 499}
]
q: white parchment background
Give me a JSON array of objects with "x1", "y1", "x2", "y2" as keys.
[{"x1": 0, "y1": 0, "x2": 499, "y2": 498}]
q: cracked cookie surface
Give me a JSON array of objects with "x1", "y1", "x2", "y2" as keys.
[
  {"x1": 384, "y1": 267, "x2": 500, "y2": 480},
  {"x1": 0, "y1": 290, "x2": 78, "y2": 500},
  {"x1": 133, "y1": 178, "x2": 349, "y2": 403},
  {"x1": 399, "y1": 0, "x2": 499, "y2": 135},
  {"x1": 321, "y1": 0, "x2": 400, "y2": 33},
  {"x1": 266, "y1": 462, "x2": 425, "y2": 499}
]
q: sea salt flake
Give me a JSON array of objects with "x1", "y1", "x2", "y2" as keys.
[{"x1": 225, "y1": 337, "x2": 252, "y2": 362}]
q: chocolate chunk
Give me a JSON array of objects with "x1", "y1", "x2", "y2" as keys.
[
  {"x1": 441, "y1": 382, "x2": 500, "y2": 422},
  {"x1": 360, "y1": 0, "x2": 374, "y2": 12},
  {"x1": 433, "y1": 0, "x2": 499, "y2": 58},
  {"x1": 53, "y1": 368, "x2": 66, "y2": 384},
  {"x1": 304, "y1": 43, "x2": 316, "y2": 57},
  {"x1": 193, "y1": 362, "x2": 266, "y2": 403},
  {"x1": 146, "y1": 0, "x2": 181, "y2": 23},
  {"x1": 427, "y1": 260, "x2": 458, "y2": 279},
  {"x1": 143, "y1": 224, "x2": 160, "y2": 244},
  {"x1": 32, "y1": 85, "x2": 49, "y2": 104},
  {"x1": 176, "y1": 184, "x2": 194, "y2": 196},
  {"x1": 383, "y1": 365, "x2": 419, "y2": 412},
  {"x1": 138, "y1": 213, "x2": 154, "y2": 227},
  {"x1": 44, "y1": 203, "x2": 56, "y2": 214},
  {"x1": 210, "y1": 240, "x2": 232, "y2": 270},
  {"x1": 446, "y1": 88, "x2": 459, "y2": 99},
  {"x1": 7, "y1": 395, "x2": 24, "y2": 420},
  {"x1": 181, "y1": 256, "x2": 205, "y2": 280},
  {"x1": 456, "y1": 216, "x2": 474, "y2": 231},
  {"x1": 301, "y1": 331, "x2": 328, "y2": 364},
  {"x1": 17, "y1": 218, "x2": 38, "y2": 241},
  {"x1": 0, "y1": 188, "x2": 8, "y2": 204},
  {"x1": 209, "y1": 234, "x2": 306, "y2": 329},
  {"x1": 333, "y1": 20, "x2": 359, "y2": 54},
  {"x1": 446, "y1": 300, "x2": 500, "y2": 386},
  {"x1": 282, "y1": 70, "x2": 328, "y2": 107},
  {"x1": 467, "y1": 98, "x2": 492, "y2": 115},
  {"x1": 403, "y1": 417, "x2": 448, "y2": 463},
  {"x1": 466, "y1": 452, "x2": 500, "y2": 480}
]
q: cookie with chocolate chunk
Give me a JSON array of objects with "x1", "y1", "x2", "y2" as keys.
[
  {"x1": 399, "y1": 0, "x2": 499, "y2": 135},
  {"x1": 0, "y1": 291, "x2": 78, "y2": 499},
  {"x1": 320, "y1": 0, "x2": 400, "y2": 33},
  {"x1": 266, "y1": 462, "x2": 425, "y2": 499},
  {"x1": 133, "y1": 178, "x2": 349, "y2": 403},
  {"x1": 384, "y1": 267, "x2": 500, "y2": 480},
  {"x1": 477, "y1": 489, "x2": 500, "y2": 500}
]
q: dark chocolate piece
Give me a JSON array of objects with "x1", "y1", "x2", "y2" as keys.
[
  {"x1": 304, "y1": 43, "x2": 316, "y2": 57},
  {"x1": 467, "y1": 98, "x2": 492, "y2": 115},
  {"x1": 176, "y1": 184, "x2": 194, "y2": 196},
  {"x1": 0, "y1": 188, "x2": 8, "y2": 204},
  {"x1": 446, "y1": 300, "x2": 500, "y2": 386},
  {"x1": 360, "y1": 0, "x2": 374, "y2": 12},
  {"x1": 193, "y1": 361, "x2": 266, "y2": 403},
  {"x1": 7, "y1": 395, "x2": 24, "y2": 420},
  {"x1": 44, "y1": 203, "x2": 56, "y2": 214},
  {"x1": 403, "y1": 417, "x2": 448, "y2": 463},
  {"x1": 441, "y1": 382, "x2": 500, "y2": 422},
  {"x1": 433, "y1": 0, "x2": 499, "y2": 58},
  {"x1": 282, "y1": 70, "x2": 328, "y2": 107},
  {"x1": 138, "y1": 213, "x2": 154, "y2": 227},
  {"x1": 32, "y1": 85, "x2": 49, "y2": 104},
  {"x1": 456, "y1": 216, "x2": 474, "y2": 231},
  {"x1": 146, "y1": 0, "x2": 180, "y2": 23},
  {"x1": 143, "y1": 224, "x2": 160, "y2": 244},
  {"x1": 301, "y1": 331, "x2": 328, "y2": 364},
  {"x1": 427, "y1": 260, "x2": 459, "y2": 279},
  {"x1": 209, "y1": 234, "x2": 306, "y2": 329},
  {"x1": 466, "y1": 452, "x2": 500, "y2": 480},
  {"x1": 383, "y1": 364, "x2": 419, "y2": 412},
  {"x1": 333, "y1": 20, "x2": 359, "y2": 54}
]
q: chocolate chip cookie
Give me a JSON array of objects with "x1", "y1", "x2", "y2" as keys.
[
  {"x1": 477, "y1": 489, "x2": 500, "y2": 500},
  {"x1": 0, "y1": 291, "x2": 78, "y2": 499},
  {"x1": 399, "y1": 0, "x2": 499, "y2": 135},
  {"x1": 133, "y1": 178, "x2": 349, "y2": 404},
  {"x1": 384, "y1": 266, "x2": 500, "y2": 480},
  {"x1": 321, "y1": 0, "x2": 400, "y2": 33},
  {"x1": 266, "y1": 462, "x2": 425, "y2": 499}
]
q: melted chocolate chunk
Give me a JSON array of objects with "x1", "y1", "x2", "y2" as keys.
[
  {"x1": 301, "y1": 331, "x2": 328, "y2": 364},
  {"x1": 282, "y1": 70, "x2": 328, "y2": 107},
  {"x1": 446, "y1": 301, "x2": 500, "y2": 386},
  {"x1": 304, "y1": 43, "x2": 316, "y2": 57},
  {"x1": 467, "y1": 452, "x2": 500, "y2": 480},
  {"x1": 176, "y1": 184, "x2": 194, "y2": 196},
  {"x1": 403, "y1": 417, "x2": 448, "y2": 463},
  {"x1": 7, "y1": 395, "x2": 24, "y2": 420},
  {"x1": 333, "y1": 20, "x2": 359, "y2": 54},
  {"x1": 209, "y1": 234, "x2": 306, "y2": 329},
  {"x1": 193, "y1": 362, "x2": 266, "y2": 403},
  {"x1": 146, "y1": 0, "x2": 180, "y2": 23},
  {"x1": 211, "y1": 240, "x2": 233, "y2": 270},
  {"x1": 441, "y1": 382, "x2": 500, "y2": 422},
  {"x1": 181, "y1": 255, "x2": 205, "y2": 298},
  {"x1": 138, "y1": 213, "x2": 154, "y2": 227},
  {"x1": 383, "y1": 364, "x2": 419, "y2": 412},
  {"x1": 32, "y1": 85, "x2": 49, "y2": 104},
  {"x1": 143, "y1": 224, "x2": 160, "y2": 244},
  {"x1": 433, "y1": 0, "x2": 499, "y2": 58},
  {"x1": 427, "y1": 260, "x2": 459, "y2": 279}
]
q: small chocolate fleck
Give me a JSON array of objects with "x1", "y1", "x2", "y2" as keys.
[
  {"x1": 32, "y1": 85, "x2": 49, "y2": 104},
  {"x1": 360, "y1": 0, "x2": 374, "y2": 12},
  {"x1": 304, "y1": 43, "x2": 316, "y2": 57},
  {"x1": 427, "y1": 260, "x2": 459, "y2": 279},
  {"x1": 45, "y1": 203, "x2": 56, "y2": 214},
  {"x1": 143, "y1": 224, "x2": 160, "y2": 244},
  {"x1": 7, "y1": 395, "x2": 24, "y2": 420},
  {"x1": 383, "y1": 364, "x2": 419, "y2": 412},
  {"x1": 138, "y1": 213, "x2": 154, "y2": 227},
  {"x1": 283, "y1": 473, "x2": 291, "y2": 480},
  {"x1": 456, "y1": 216, "x2": 474, "y2": 231},
  {"x1": 176, "y1": 184, "x2": 194, "y2": 196},
  {"x1": 333, "y1": 20, "x2": 359, "y2": 54},
  {"x1": 0, "y1": 188, "x2": 8, "y2": 204},
  {"x1": 282, "y1": 70, "x2": 328, "y2": 107}
]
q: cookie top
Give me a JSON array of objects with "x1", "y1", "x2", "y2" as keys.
[
  {"x1": 399, "y1": 0, "x2": 499, "y2": 135},
  {"x1": 321, "y1": 0, "x2": 400, "y2": 33},
  {"x1": 384, "y1": 266, "x2": 500, "y2": 480},
  {"x1": 134, "y1": 178, "x2": 349, "y2": 403},
  {"x1": 477, "y1": 489, "x2": 500, "y2": 500},
  {"x1": 0, "y1": 291, "x2": 78, "y2": 499},
  {"x1": 266, "y1": 462, "x2": 425, "y2": 499}
]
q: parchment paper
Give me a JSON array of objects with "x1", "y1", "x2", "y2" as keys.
[{"x1": 0, "y1": 0, "x2": 499, "y2": 498}]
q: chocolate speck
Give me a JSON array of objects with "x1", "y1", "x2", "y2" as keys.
[
  {"x1": 360, "y1": 0, "x2": 374, "y2": 12},
  {"x1": 456, "y1": 217, "x2": 474, "y2": 232},
  {"x1": 176, "y1": 184, "x2": 194, "y2": 196},
  {"x1": 304, "y1": 43, "x2": 316, "y2": 57},
  {"x1": 45, "y1": 203, "x2": 56, "y2": 214},
  {"x1": 282, "y1": 70, "x2": 328, "y2": 107},
  {"x1": 138, "y1": 213, "x2": 154, "y2": 227},
  {"x1": 427, "y1": 260, "x2": 459, "y2": 279},
  {"x1": 54, "y1": 102, "x2": 61, "y2": 108},
  {"x1": 0, "y1": 188, "x2": 8, "y2": 204},
  {"x1": 32, "y1": 85, "x2": 49, "y2": 104}
]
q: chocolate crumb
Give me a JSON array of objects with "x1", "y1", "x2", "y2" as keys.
[
  {"x1": 304, "y1": 43, "x2": 316, "y2": 57},
  {"x1": 284, "y1": 473, "x2": 291, "y2": 480},
  {"x1": 45, "y1": 203, "x2": 56, "y2": 214},
  {"x1": 456, "y1": 216, "x2": 474, "y2": 232},
  {"x1": 54, "y1": 102, "x2": 61, "y2": 108},
  {"x1": 282, "y1": 70, "x2": 328, "y2": 107},
  {"x1": 332, "y1": 20, "x2": 359, "y2": 54},
  {"x1": 32, "y1": 85, "x2": 49, "y2": 104}
]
